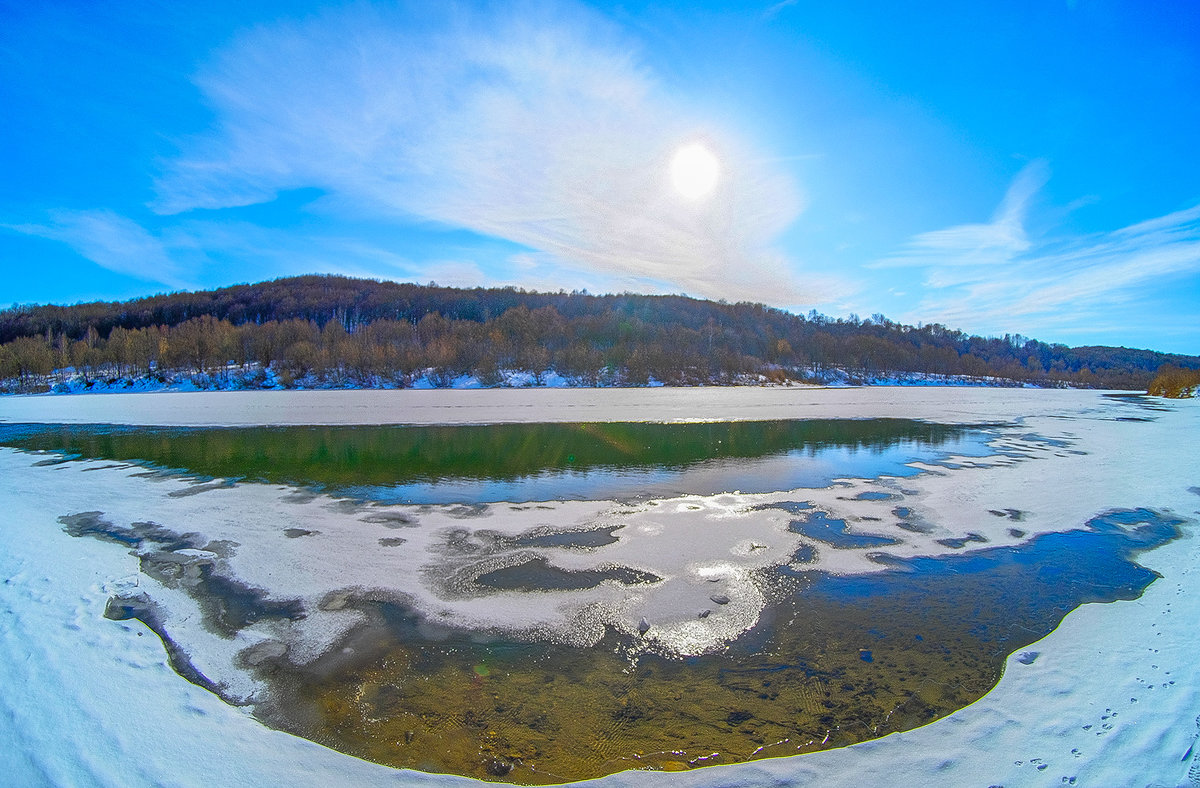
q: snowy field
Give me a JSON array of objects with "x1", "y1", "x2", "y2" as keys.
[
  {"x1": 1, "y1": 387, "x2": 1199, "y2": 787},
  {"x1": 0, "y1": 384, "x2": 1135, "y2": 426}
]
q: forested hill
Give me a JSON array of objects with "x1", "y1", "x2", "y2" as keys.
[{"x1": 2, "y1": 275, "x2": 1198, "y2": 391}]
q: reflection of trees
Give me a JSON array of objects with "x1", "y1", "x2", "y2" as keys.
[{"x1": 0, "y1": 419, "x2": 972, "y2": 488}]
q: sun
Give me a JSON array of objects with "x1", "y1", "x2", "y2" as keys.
[{"x1": 670, "y1": 142, "x2": 719, "y2": 200}]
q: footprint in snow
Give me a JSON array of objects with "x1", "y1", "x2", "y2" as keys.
[{"x1": 1186, "y1": 713, "x2": 1200, "y2": 786}]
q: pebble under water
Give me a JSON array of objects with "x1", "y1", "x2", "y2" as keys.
[{"x1": 253, "y1": 508, "x2": 1181, "y2": 784}]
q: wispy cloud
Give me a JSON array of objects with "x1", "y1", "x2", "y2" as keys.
[
  {"x1": 5, "y1": 210, "x2": 192, "y2": 289},
  {"x1": 153, "y1": 1, "x2": 833, "y2": 306},
  {"x1": 762, "y1": 0, "x2": 800, "y2": 21},
  {"x1": 874, "y1": 162, "x2": 1200, "y2": 340},
  {"x1": 876, "y1": 160, "x2": 1048, "y2": 279}
]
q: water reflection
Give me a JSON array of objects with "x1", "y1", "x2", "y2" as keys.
[{"x1": 0, "y1": 419, "x2": 991, "y2": 503}]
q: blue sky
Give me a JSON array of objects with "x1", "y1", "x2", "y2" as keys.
[{"x1": 2, "y1": 1, "x2": 1198, "y2": 354}]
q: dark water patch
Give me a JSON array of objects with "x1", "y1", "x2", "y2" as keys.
[
  {"x1": 1015, "y1": 433, "x2": 1074, "y2": 449},
  {"x1": 186, "y1": 508, "x2": 1184, "y2": 784},
  {"x1": 285, "y1": 528, "x2": 317, "y2": 538},
  {"x1": 445, "y1": 503, "x2": 491, "y2": 519},
  {"x1": 359, "y1": 511, "x2": 417, "y2": 528},
  {"x1": 890, "y1": 506, "x2": 934, "y2": 534},
  {"x1": 434, "y1": 526, "x2": 493, "y2": 558},
  {"x1": 475, "y1": 557, "x2": 661, "y2": 592},
  {"x1": 505, "y1": 525, "x2": 623, "y2": 550},
  {"x1": 325, "y1": 499, "x2": 368, "y2": 515},
  {"x1": 788, "y1": 511, "x2": 901, "y2": 549},
  {"x1": 792, "y1": 544, "x2": 817, "y2": 564},
  {"x1": 167, "y1": 479, "x2": 237, "y2": 497},
  {"x1": 752, "y1": 501, "x2": 814, "y2": 515},
  {"x1": 194, "y1": 566, "x2": 306, "y2": 637},
  {"x1": 239, "y1": 640, "x2": 290, "y2": 669},
  {"x1": 60, "y1": 511, "x2": 139, "y2": 547},
  {"x1": 103, "y1": 593, "x2": 233, "y2": 702},
  {"x1": 139, "y1": 551, "x2": 307, "y2": 638},
  {"x1": 936, "y1": 533, "x2": 988, "y2": 549},
  {"x1": 1102, "y1": 393, "x2": 1172, "y2": 412},
  {"x1": 1008, "y1": 528, "x2": 1027, "y2": 538},
  {"x1": 129, "y1": 468, "x2": 185, "y2": 480},
  {"x1": 378, "y1": 537, "x2": 406, "y2": 547},
  {"x1": 989, "y1": 508, "x2": 1025, "y2": 521},
  {"x1": 58, "y1": 512, "x2": 204, "y2": 552},
  {"x1": 853, "y1": 491, "x2": 897, "y2": 501},
  {"x1": 839, "y1": 509, "x2": 1179, "y2": 605},
  {"x1": 2, "y1": 419, "x2": 992, "y2": 504},
  {"x1": 60, "y1": 511, "x2": 303, "y2": 639}
]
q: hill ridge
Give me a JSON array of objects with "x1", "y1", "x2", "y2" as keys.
[{"x1": 2, "y1": 275, "x2": 1197, "y2": 391}]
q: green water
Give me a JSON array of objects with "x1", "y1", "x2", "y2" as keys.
[{"x1": 0, "y1": 419, "x2": 989, "y2": 503}]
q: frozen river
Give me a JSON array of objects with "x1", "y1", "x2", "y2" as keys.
[{"x1": 0, "y1": 387, "x2": 1198, "y2": 787}]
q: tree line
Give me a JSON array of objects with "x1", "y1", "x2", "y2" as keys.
[
  {"x1": 2, "y1": 275, "x2": 1197, "y2": 392},
  {"x1": 1147, "y1": 365, "x2": 1200, "y2": 398}
]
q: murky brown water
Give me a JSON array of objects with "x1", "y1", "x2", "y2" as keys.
[{"x1": 256, "y1": 509, "x2": 1178, "y2": 784}]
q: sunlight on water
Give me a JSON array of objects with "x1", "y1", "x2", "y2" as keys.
[{"x1": 0, "y1": 419, "x2": 991, "y2": 503}]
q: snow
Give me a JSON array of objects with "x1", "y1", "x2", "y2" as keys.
[
  {"x1": 0, "y1": 385, "x2": 1122, "y2": 427},
  {"x1": 6, "y1": 363, "x2": 1026, "y2": 398},
  {"x1": 1, "y1": 387, "x2": 1198, "y2": 787}
]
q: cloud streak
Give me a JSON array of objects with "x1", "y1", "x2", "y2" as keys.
[
  {"x1": 5, "y1": 210, "x2": 192, "y2": 289},
  {"x1": 150, "y1": 1, "x2": 826, "y2": 306},
  {"x1": 875, "y1": 163, "x2": 1200, "y2": 341}
]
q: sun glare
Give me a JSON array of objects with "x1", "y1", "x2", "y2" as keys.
[{"x1": 670, "y1": 143, "x2": 719, "y2": 200}]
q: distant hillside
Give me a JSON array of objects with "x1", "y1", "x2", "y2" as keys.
[{"x1": 2, "y1": 275, "x2": 1198, "y2": 392}]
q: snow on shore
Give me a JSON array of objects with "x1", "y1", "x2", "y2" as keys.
[{"x1": 1, "y1": 388, "x2": 1198, "y2": 787}]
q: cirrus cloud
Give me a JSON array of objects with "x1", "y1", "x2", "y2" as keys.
[
  {"x1": 4, "y1": 210, "x2": 192, "y2": 290},
  {"x1": 873, "y1": 161, "x2": 1200, "y2": 342},
  {"x1": 154, "y1": 1, "x2": 832, "y2": 306}
]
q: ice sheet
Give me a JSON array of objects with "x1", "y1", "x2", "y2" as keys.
[{"x1": 0, "y1": 385, "x2": 1124, "y2": 427}]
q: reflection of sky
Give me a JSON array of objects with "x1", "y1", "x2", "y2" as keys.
[{"x1": 347, "y1": 432, "x2": 993, "y2": 504}]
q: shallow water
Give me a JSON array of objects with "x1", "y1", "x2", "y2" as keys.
[
  {"x1": 0, "y1": 419, "x2": 990, "y2": 503},
  {"x1": 256, "y1": 509, "x2": 1180, "y2": 784},
  {"x1": 787, "y1": 510, "x2": 901, "y2": 548}
]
